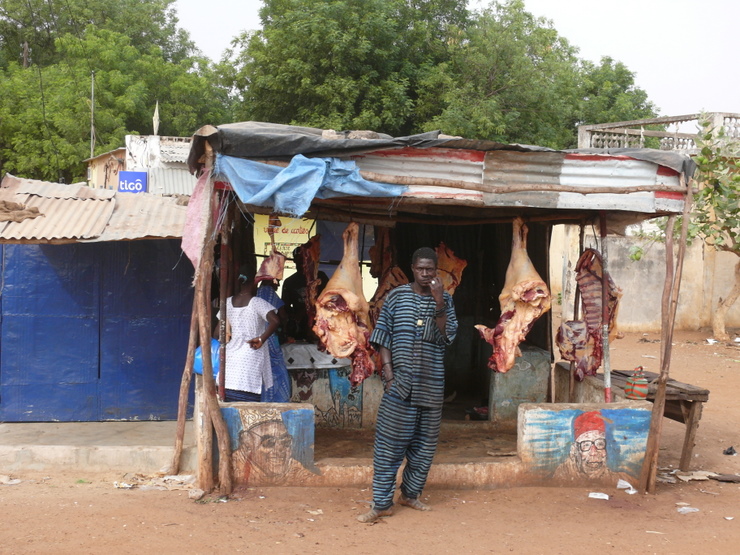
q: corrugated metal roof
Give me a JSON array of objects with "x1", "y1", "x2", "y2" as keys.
[
  {"x1": 159, "y1": 137, "x2": 192, "y2": 163},
  {"x1": 148, "y1": 167, "x2": 197, "y2": 195},
  {"x1": 87, "y1": 192, "x2": 187, "y2": 242},
  {"x1": 0, "y1": 176, "x2": 114, "y2": 242},
  {"x1": 0, "y1": 174, "x2": 187, "y2": 243}
]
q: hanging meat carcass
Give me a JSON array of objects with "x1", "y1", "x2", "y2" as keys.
[
  {"x1": 575, "y1": 248, "x2": 621, "y2": 341},
  {"x1": 556, "y1": 320, "x2": 599, "y2": 380},
  {"x1": 435, "y1": 242, "x2": 467, "y2": 296},
  {"x1": 368, "y1": 226, "x2": 393, "y2": 279},
  {"x1": 255, "y1": 215, "x2": 287, "y2": 283},
  {"x1": 312, "y1": 223, "x2": 375, "y2": 385},
  {"x1": 254, "y1": 246, "x2": 287, "y2": 283},
  {"x1": 556, "y1": 248, "x2": 622, "y2": 380},
  {"x1": 369, "y1": 266, "x2": 409, "y2": 326},
  {"x1": 475, "y1": 217, "x2": 551, "y2": 372},
  {"x1": 301, "y1": 234, "x2": 323, "y2": 330}
]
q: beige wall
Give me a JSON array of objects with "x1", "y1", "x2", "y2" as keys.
[
  {"x1": 87, "y1": 149, "x2": 125, "y2": 189},
  {"x1": 550, "y1": 224, "x2": 740, "y2": 333}
]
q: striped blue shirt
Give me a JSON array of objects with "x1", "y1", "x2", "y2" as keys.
[{"x1": 369, "y1": 284, "x2": 458, "y2": 408}]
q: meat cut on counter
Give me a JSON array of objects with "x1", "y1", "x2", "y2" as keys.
[
  {"x1": 312, "y1": 223, "x2": 375, "y2": 386},
  {"x1": 475, "y1": 217, "x2": 551, "y2": 372},
  {"x1": 556, "y1": 248, "x2": 622, "y2": 380}
]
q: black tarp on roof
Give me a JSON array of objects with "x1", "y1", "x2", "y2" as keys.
[{"x1": 188, "y1": 121, "x2": 696, "y2": 178}]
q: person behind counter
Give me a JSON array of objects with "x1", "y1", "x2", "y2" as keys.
[
  {"x1": 219, "y1": 270, "x2": 280, "y2": 402},
  {"x1": 281, "y1": 246, "x2": 328, "y2": 341},
  {"x1": 255, "y1": 279, "x2": 292, "y2": 403}
]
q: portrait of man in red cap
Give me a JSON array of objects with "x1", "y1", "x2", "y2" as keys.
[{"x1": 553, "y1": 410, "x2": 631, "y2": 482}]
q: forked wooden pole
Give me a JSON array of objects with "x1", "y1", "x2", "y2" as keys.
[
  {"x1": 194, "y1": 145, "x2": 234, "y2": 495},
  {"x1": 639, "y1": 182, "x2": 692, "y2": 493}
]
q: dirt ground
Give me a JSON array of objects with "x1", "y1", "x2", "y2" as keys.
[{"x1": 1, "y1": 329, "x2": 739, "y2": 554}]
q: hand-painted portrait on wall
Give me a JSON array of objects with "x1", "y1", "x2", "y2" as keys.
[
  {"x1": 552, "y1": 410, "x2": 634, "y2": 482},
  {"x1": 221, "y1": 405, "x2": 319, "y2": 486},
  {"x1": 519, "y1": 403, "x2": 651, "y2": 485}
]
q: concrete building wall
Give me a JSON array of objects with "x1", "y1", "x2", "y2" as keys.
[{"x1": 550, "y1": 224, "x2": 740, "y2": 332}]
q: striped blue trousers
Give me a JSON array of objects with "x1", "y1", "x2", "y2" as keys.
[{"x1": 371, "y1": 392, "x2": 443, "y2": 510}]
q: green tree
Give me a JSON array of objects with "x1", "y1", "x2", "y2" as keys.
[
  {"x1": 416, "y1": 0, "x2": 582, "y2": 147},
  {"x1": 224, "y1": 0, "x2": 468, "y2": 135},
  {"x1": 416, "y1": 1, "x2": 658, "y2": 147},
  {"x1": 578, "y1": 57, "x2": 657, "y2": 126},
  {"x1": 0, "y1": 0, "x2": 194, "y2": 68},
  {"x1": 691, "y1": 117, "x2": 740, "y2": 341},
  {"x1": 0, "y1": 27, "x2": 230, "y2": 182}
]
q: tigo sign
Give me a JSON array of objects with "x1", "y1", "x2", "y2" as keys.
[{"x1": 118, "y1": 171, "x2": 148, "y2": 193}]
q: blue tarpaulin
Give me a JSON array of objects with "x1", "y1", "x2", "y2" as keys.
[{"x1": 213, "y1": 153, "x2": 407, "y2": 216}]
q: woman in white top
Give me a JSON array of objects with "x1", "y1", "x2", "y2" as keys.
[{"x1": 220, "y1": 270, "x2": 280, "y2": 402}]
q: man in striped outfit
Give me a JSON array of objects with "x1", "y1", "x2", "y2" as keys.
[{"x1": 358, "y1": 247, "x2": 458, "y2": 523}]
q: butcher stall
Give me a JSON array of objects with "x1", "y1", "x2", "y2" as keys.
[{"x1": 172, "y1": 122, "x2": 696, "y2": 495}]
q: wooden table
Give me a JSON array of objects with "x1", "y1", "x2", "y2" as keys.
[{"x1": 607, "y1": 369, "x2": 709, "y2": 471}]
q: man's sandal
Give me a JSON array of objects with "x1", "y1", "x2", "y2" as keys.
[
  {"x1": 356, "y1": 507, "x2": 394, "y2": 523},
  {"x1": 399, "y1": 494, "x2": 431, "y2": 511}
]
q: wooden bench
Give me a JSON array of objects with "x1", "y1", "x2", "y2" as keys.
[
  {"x1": 608, "y1": 369, "x2": 709, "y2": 471},
  {"x1": 554, "y1": 363, "x2": 710, "y2": 471}
]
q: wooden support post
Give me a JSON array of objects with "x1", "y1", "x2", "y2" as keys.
[
  {"x1": 639, "y1": 216, "x2": 674, "y2": 494},
  {"x1": 166, "y1": 295, "x2": 199, "y2": 475},
  {"x1": 639, "y1": 183, "x2": 692, "y2": 493},
  {"x1": 194, "y1": 372, "x2": 213, "y2": 491},
  {"x1": 568, "y1": 222, "x2": 585, "y2": 403},
  {"x1": 600, "y1": 212, "x2": 612, "y2": 403},
  {"x1": 193, "y1": 147, "x2": 234, "y2": 496},
  {"x1": 218, "y1": 194, "x2": 231, "y2": 401}
]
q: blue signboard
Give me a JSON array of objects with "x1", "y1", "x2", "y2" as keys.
[{"x1": 118, "y1": 171, "x2": 148, "y2": 193}]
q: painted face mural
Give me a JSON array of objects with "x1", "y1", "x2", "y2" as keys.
[
  {"x1": 574, "y1": 429, "x2": 608, "y2": 477},
  {"x1": 243, "y1": 420, "x2": 293, "y2": 478}
]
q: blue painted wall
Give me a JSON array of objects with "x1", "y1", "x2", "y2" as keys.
[{"x1": 0, "y1": 240, "x2": 194, "y2": 422}]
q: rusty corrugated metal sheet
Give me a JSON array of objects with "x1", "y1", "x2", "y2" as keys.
[
  {"x1": 0, "y1": 174, "x2": 187, "y2": 243},
  {"x1": 87, "y1": 193, "x2": 187, "y2": 242},
  {"x1": 354, "y1": 147, "x2": 484, "y2": 184},
  {"x1": 0, "y1": 194, "x2": 113, "y2": 241},
  {"x1": 148, "y1": 167, "x2": 197, "y2": 195}
]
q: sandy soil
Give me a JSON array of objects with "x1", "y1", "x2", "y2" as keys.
[{"x1": 1, "y1": 329, "x2": 739, "y2": 554}]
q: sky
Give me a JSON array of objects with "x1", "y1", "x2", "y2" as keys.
[{"x1": 175, "y1": 0, "x2": 739, "y2": 120}]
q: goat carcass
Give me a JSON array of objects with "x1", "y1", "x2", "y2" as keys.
[
  {"x1": 555, "y1": 248, "x2": 622, "y2": 380},
  {"x1": 435, "y1": 242, "x2": 467, "y2": 296},
  {"x1": 312, "y1": 223, "x2": 375, "y2": 385},
  {"x1": 475, "y1": 217, "x2": 551, "y2": 372}
]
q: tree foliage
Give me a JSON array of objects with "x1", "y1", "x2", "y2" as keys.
[
  {"x1": 692, "y1": 120, "x2": 740, "y2": 256},
  {"x1": 0, "y1": 0, "x2": 193, "y2": 68},
  {"x1": 1, "y1": 0, "x2": 663, "y2": 183},
  {"x1": 226, "y1": 0, "x2": 656, "y2": 148},
  {"x1": 0, "y1": 1, "x2": 230, "y2": 183},
  {"x1": 225, "y1": 0, "x2": 469, "y2": 135},
  {"x1": 416, "y1": 0, "x2": 583, "y2": 147},
  {"x1": 689, "y1": 116, "x2": 740, "y2": 340},
  {"x1": 579, "y1": 57, "x2": 657, "y2": 126}
]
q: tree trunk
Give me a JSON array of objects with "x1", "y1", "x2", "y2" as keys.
[{"x1": 712, "y1": 259, "x2": 740, "y2": 341}]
